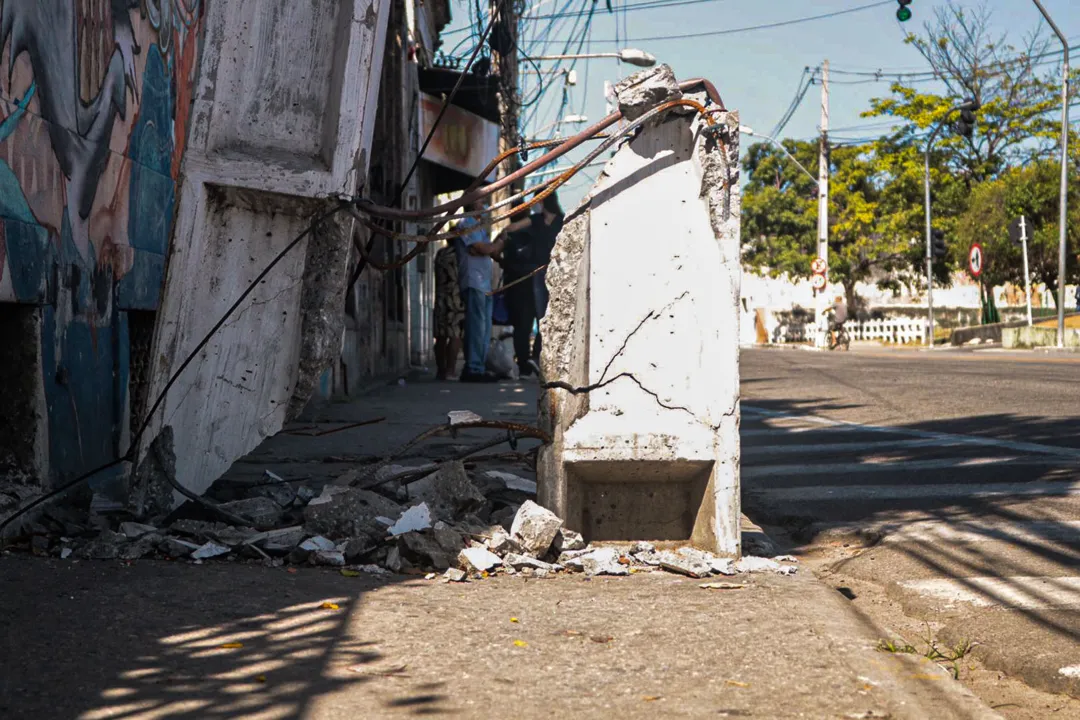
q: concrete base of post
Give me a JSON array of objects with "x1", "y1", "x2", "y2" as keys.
[{"x1": 537, "y1": 86, "x2": 742, "y2": 557}]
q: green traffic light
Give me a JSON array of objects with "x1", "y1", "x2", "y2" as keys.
[{"x1": 896, "y1": 7, "x2": 912, "y2": 22}]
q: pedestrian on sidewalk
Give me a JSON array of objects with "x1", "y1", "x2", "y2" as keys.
[
  {"x1": 455, "y1": 200, "x2": 527, "y2": 383},
  {"x1": 499, "y1": 200, "x2": 543, "y2": 377},
  {"x1": 433, "y1": 239, "x2": 465, "y2": 380},
  {"x1": 529, "y1": 193, "x2": 564, "y2": 365}
]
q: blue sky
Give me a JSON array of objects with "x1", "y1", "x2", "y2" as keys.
[{"x1": 441, "y1": 0, "x2": 1080, "y2": 207}]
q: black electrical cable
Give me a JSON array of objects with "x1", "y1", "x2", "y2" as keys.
[{"x1": 346, "y1": 8, "x2": 498, "y2": 294}]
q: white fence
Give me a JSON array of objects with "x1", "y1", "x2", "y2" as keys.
[{"x1": 771, "y1": 316, "x2": 927, "y2": 345}]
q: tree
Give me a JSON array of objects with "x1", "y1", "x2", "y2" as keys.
[
  {"x1": 865, "y1": 2, "x2": 1064, "y2": 183},
  {"x1": 956, "y1": 160, "x2": 1080, "y2": 306}
]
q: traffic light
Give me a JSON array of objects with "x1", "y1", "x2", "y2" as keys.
[
  {"x1": 932, "y1": 228, "x2": 947, "y2": 258},
  {"x1": 896, "y1": 0, "x2": 913, "y2": 22},
  {"x1": 956, "y1": 98, "x2": 980, "y2": 138}
]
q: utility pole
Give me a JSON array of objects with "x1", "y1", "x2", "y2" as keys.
[
  {"x1": 816, "y1": 60, "x2": 830, "y2": 349},
  {"x1": 491, "y1": 0, "x2": 520, "y2": 236}
]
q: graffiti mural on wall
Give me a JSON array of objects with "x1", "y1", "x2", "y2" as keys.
[{"x1": 0, "y1": 0, "x2": 202, "y2": 489}]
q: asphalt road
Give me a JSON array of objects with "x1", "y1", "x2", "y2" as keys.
[{"x1": 740, "y1": 347, "x2": 1080, "y2": 707}]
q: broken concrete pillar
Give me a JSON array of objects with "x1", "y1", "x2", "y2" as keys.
[{"x1": 537, "y1": 72, "x2": 742, "y2": 556}]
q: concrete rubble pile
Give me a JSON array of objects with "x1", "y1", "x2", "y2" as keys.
[{"x1": 5, "y1": 458, "x2": 796, "y2": 581}]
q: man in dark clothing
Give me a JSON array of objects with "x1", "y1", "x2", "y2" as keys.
[{"x1": 500, "y1": 202, "x2": 542, "y2": 377}]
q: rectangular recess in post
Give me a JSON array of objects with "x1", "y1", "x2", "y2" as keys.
[{"x1": 567, "y1": 460, "x2": 713, "y2": 542}]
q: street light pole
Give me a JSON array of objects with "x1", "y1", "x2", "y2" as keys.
[
  {"x1": 528, "y1": 49, "x2": 657, "y2": 67},
  {"x1": 1032, "y1": 0, "x2": 1070, "y2": 348}
]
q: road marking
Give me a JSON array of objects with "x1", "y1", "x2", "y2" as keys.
[
  {"x1": 746, "y1": 481, "x2": 1080, "y2": 502},
  {"x1": 740, "y1": 426, "x2": 872, "y2": 437},
  {"x1": 741, "y1": 438, "x2": 968, "y2": 457},
  {"x1": 741, "y1": 455, "x2": 1080, "y2": 479},
  {"x1": 880, "y1": 520, "x2": 1080, "y2": 547},
  {"x1": 897, "y1": 576, "x2": 1080, "y2": 610},
  {"x1": 742, "y1": 405, "x2": 1080, "y2": 460}
]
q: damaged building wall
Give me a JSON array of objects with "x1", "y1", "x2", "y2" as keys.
[
  {"x1": 538, "y1": 72, "x2": 743, "y2": 556},
  {"x1": 136, "y1": 0, "x2": 392, "y2": 507},
  {"x1": 0, "y1": 1, "x2": 204, "y2": 502}
]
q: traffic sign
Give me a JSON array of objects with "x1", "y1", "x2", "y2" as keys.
[
  {"x1": 1008, "y1": 216, "x2": 1029, "y2": 246},
  {"x1": 969, "y1": 243, "x2": 984, "y2": 277},
  {"x1": 811, "y1": 274, "x2": 827, "y2": 290},
  {"x1": 811, "y1": 258, "x2": 827, "y2": 274}
]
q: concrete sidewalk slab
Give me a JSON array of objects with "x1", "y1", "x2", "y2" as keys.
[{"x1": 0, "y1": 555, "x2": 1000, "y2": 719}]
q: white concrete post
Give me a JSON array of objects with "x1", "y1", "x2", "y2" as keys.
[{"x1": 538, "y1": 75, "x2": 742, "y2": 556}]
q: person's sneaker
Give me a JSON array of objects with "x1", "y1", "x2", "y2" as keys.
[
  {"x1": 517, "y1": 363, "x2": 535, "y2": 378},
  {"x1": 459, "y1": 370, "x2": 498, "y2": 383}
]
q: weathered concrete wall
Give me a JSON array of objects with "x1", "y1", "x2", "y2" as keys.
[
  {"x1": 1003, "y1": 325, "x2": 1080, "y2": 349},
  {"x1": 138, "y1": 0, "x2": 390, "y2": 505},
  {"x1": 538, "y1": 85, "x2": 743, "y2": 556},
  {"x1": 0, "y1": 1, "x2": 204, "y2": 496}
]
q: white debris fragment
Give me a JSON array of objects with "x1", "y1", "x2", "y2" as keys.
[
  {"x1": 300, "y1": 535, "x2": 337, "y2": 552},
  {"x1": 735, "y1": 556, "x2": 796, "y2": 575},
  {"x1": 375, "y1": 516, "x2": 394, "y2": 526},
  {"x1": 388, "y1": 503, "x2": 433, "y2": 536},
  {"x1": 119, "y1": 522, "x2": 158, "y2": 539},
  {"x1": 307, "y1": 485, "x2": 350, "y2": 507},
  {"x1": 485, "y1": 470, "x2": 538, "y2": 494},
  {"x1": 580, "y1": 547, "x2": 629, "y2": 576},
  {"x1": 773, "y1": 555, "x2": 800, "y2": 564},
  {"x1": 60, "y1": 547, "x2": 73, "y2": 560},
  {"x1": 1058, "y1": 665, "x2": 1080, "y2": 678},
  {"x1": 350, "y1": 564, "x2": 391, "y2": 576},
  {"x1": 448, "y1": 410, "x2": 484, "y2": 425},
  {"x1": 191, "y1": 542, "x2": 231, "y2": 560},
  {"x1": 710, "y1": 557, "x2": 737, "y2": 576},
  {"x1": 264, "y1": 470, "x2": 285, "y2": 483},
  {"x1": 443, "y1": 567, "x2": 467, "y2": 582},
  {"x1": 656, "y1": 550, "x2": 712, "y2": 578},
  {"x1": 486, "y1": 528, "x2": 519, "y2": 555},
  {"x1": 555, "y1": 528, "x2": 586, "y2": 552},
  {"x1": 459, "y1": 546, "x2": 503, "y2": 573},
  {"x1": 630, "y1": 541, "x2": 656, "y2": 555},
  {"x1": 504, "y1": 553, "x2": 558, "y2": 572},
  {"x1": 510, "y1": 500, "x2": 563, "y2": 556},
  {"x1": 425, "y1": 572, "x2": 436, "y2": 580}
]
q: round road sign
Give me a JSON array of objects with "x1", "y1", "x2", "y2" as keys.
[
  {"x1": 811, "y1": 258, "x2": 827, "y2": 275},
  {"x1": 811, "y1": 274, "x2": 827, "y2": 290},
  {"x1": 969, "y1": 243, "x2": 983, "y2": 277}
]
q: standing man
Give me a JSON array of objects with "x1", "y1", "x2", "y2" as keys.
[
  {"x1": 529, "y1": 193, "x2": 564, "y2": 367},
  {"x1": 500, "y1": 201, "x2": 542, "y2": 377}
]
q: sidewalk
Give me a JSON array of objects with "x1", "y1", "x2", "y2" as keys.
[{"x1": 0, "y1": 374, "x2": 1001, "y2": 719}]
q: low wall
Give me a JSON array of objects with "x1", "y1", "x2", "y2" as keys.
[{"x1": 1003, "y1": 326, "x2": 1080, "y2": 349}]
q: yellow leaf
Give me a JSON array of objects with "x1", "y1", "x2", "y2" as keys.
[
  {"x1": 340, "y1": 569, "x2": 360, "y2": 577},
  {"x1": 643, "y1": 695, "x2": 662, "y2": 702},
  {"x1": 725, "y1": 680, "x2": 750, "y2": 688},
  {"x1": 321, "y1": 602, "x2": 340, "y2": 610},
  {"x1": 513, "y1": 640, "x2": 528, "y2": 648},
  {"x1": 220, "y1": 643, "x2": 243, "y2": 649},
  {"x1": 510, "y1": 617, "x2": 519, "y2": 623}
]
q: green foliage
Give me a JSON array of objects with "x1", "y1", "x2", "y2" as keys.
[{"x1": 741, "y1": 1, "x2": 1079, "y2": 302}]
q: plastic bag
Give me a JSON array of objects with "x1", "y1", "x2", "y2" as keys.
[{"x1": 486, "y1": 335, "x2": 517, "y2": 379}]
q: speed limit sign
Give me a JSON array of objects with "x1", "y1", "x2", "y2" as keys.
[
  {"x1": 968, "y1": 243, "x2": 983, "y2": 277},
  {"x1": 811, "y1": 274, "x2": 827, "y2": 290},
  {"x1": 811, "y1": 258, "x2": 827, "y2": 274}
]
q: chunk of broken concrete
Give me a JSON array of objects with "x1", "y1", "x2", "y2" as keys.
[
  {"x1": 159, "y1": 536, "x2": 201, "y2": 558},
  {"x1": 503, "y1": 553, "x2": 558, "y2": 572},
  {"x1": 304, "y1": 487, "x2": 403, "y2": 538},
  {"x1": 734, "y1": 556, "x2": 796, "y2": 575},
  {"x1": 249, "y1": 478, "x2": 297, "y2": 508},
  {"x1": 655, "y1": 549, "x2": 713, "y2": 578},
  {"x1": 710, "y1": 557, "x2": 737, "y2": 576},
  {"x1": 388, "y1": 503, "x2": 433, "y2": 536},
  {"x1": 458, "y1": 546, "x2": 503, "y2": 574},
  {"x1": 486, "y1": 527, "x2": 519, "y2": 555},
  {"x1": 447, "y1": 410, "x2": 483, "y2": 425},
  {"x1": 210, "y1": 526, "x2": 258, "y2": 548},
  {"x1": 217, "y1": 497, "x2": 283, "y2": 527},
  {"x1": 313, "y1": 550, "x2": 346, "y2": 566},
  {"x1": 169, "y1": 519, "x2": 228, "y2": 541},
  {"x1": 399, "y1": 531, "x2": 454, "y2": 571},
  {"x1": 432, "y1": 522, "x2": 466, "y2": 555},
  {"x1": 510, "y1": 500, "x2": 563, "y2": 557},
  {"x1": 553, "y1": 527, "x2": 586, "y2": 553},
  {"x1": 485, "y1": 470, "x2": 537, "y2": 494},
  {"x1": 119, "y1": 522, "x2": 158, "y2": 539},
  {"x1": 405, "y1": 462, "x2": 485, "y2": 522},
  {"x1": 76, "y1": 531, "x2": 126, "y2": 560},
  {"x1": 580, "y1": 547, "x2": 629, "y2": 577},
  {"x1": 119, "y1": 535, "x2": 161, "y2": 560},
  {"x1": 300, "y1": 535, "x2": 336, "y2": 552},
  {"x1": 191, "y1": 541, "x2": 231, "y2": 560},
  {"x1": 245, "y1": 526, "x2": 305, "y2": 553},
  {"x1": 443, "y1": 567, "x2": 467, "y2": 583},
  {"x1": 614, "y1": 64, "x2": 682, "y2": 121}
]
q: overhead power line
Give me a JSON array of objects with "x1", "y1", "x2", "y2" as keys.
[
  {"x1": 526, "y1": 0, "x2": 727, "y2": 20},
  {"x1": 533, "y1": 1, "x2": 893, "y2": 45}
]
